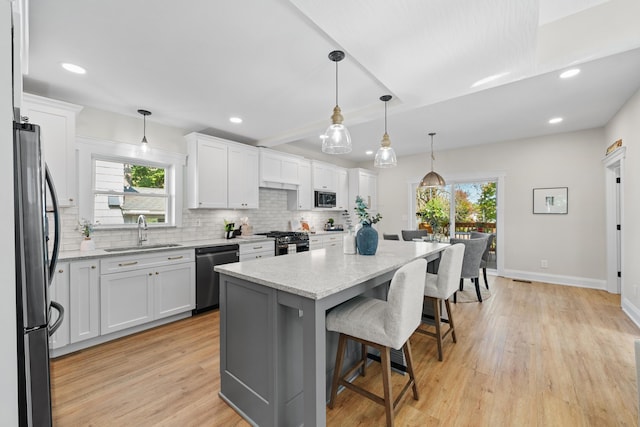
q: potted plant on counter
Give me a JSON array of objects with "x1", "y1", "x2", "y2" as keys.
[
  {"x1": 354, "y1": 196, "x2": 382, "y2": 255},
  {"x1": 79, "y1": 218, "x2": 96, "y2": 251}
]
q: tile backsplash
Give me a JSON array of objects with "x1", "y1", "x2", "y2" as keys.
[{"x1": 59, "y1": 188, "x2": 351, "y2": 251}]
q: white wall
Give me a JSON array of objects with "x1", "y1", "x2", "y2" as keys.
[
  {"x1": 374, "y1": 128, "x2": 607, "y2": 287},
  {"x1": 605, "y1": 87, "x2": 640, "y2": 323},
  {"x1": 1, "y1": 1, "x2": 18, "y2": 424}
]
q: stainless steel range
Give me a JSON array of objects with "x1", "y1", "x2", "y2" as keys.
[{"x1": 257, "y1": 231, "x2": 310, "y2": 256}]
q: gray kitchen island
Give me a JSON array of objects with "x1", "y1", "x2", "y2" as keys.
[{"x1": 215, "y1": 240, "x2": 449, "y2": 427}]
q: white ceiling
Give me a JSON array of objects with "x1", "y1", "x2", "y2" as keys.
[{"x1": 24, "y1": 0, "x2": 640, "y2": 163}]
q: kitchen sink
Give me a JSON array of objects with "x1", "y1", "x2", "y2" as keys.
[{"x1": 103, "y1": 243, "x2": 182, "y2": 252}]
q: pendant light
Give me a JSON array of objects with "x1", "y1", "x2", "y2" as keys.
[
  {"x1": 419, "y1": 132, "x2": 446, "y2": 187},
  {"x1": 138, "y1": 109, "x2": 151, "y2": 151},
  {"x1": 374, "y1": 95, "x2": 397, "y2": 168},
  {"x1": 322, "y1": 50, "x2": 352, "y2": 154}
]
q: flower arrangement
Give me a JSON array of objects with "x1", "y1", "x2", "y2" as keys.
[
  {"x1": 354, "y1": 196, "x2": 382, "y2": 225},
  {"x1": 341, "y1": 210, "x2": 354, "y2": 231},
  {"x1": 79, "y1": 219, "x2": 94, "y2": 238}
]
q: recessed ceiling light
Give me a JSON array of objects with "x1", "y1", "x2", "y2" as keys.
[
  {"x1": 61, "y1": 63, "x2": 86, "y2": 74},
  {"x1": 365, "y1": 150, "x2": 374, "y2": 155},
  {"x1": 471, "y1": 72, "x2": 510, "y2": 88},
  {"x1": 560, "y1": 69, "x2": 580, "y2": 79},
  {"x1": 549, "y1": 117, "x2": 563, "y2": 124},
  {"x1": 229, "y1": 117, "x2": 242, "y2": 124}
]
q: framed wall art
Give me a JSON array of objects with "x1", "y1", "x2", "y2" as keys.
[{"x1": 533, "y1": 187, "x2": 568, "y2": 214}]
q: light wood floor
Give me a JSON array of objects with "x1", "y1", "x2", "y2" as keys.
[{"x1": 51, "y1": 277, "x2": 640, "y2": 426}]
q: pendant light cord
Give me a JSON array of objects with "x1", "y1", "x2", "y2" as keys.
[
  {"x1": 384, "y1": 100, "x2": 388, "y2": 133},
  {"x1": 335, "y1": 60, "x2": 339, "y2": 106}
]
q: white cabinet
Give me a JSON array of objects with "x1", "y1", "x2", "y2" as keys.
[
  {"x1": 100, "y1": 249, "x2": 195, "y2": 334},
  {"x1": 69, "y1": 260, "x2": 100, "y2": 344},
  {"x1": 349, "y1": 168, "x2": 378, "y2": 211},
  {"x1": 312, "y1": 161, "x2": 337, "y2": 191},
  {"x1": 186, "y1": 134, "x2": 228, "y2": 208},
  {"x1": 336, "y1": 167, "x2": 349, "y2": 210},
  {"x1": 22, "y1": 94, "x2": 83, "y2": 207},
  {"x1": 288, "y1": 159, "x2": 312, "y2": 211},
  {"x1": 309, "y1": 233, "x2": 344, "y2": 251},
  {"x1": 49, "y1": 262, "x2": 69, "y2": 350},
  {"x1": 186, "y1": 133, "x2": 258, "y2": 209},
  {"x1": 259, "y1": 148, "x2": 300, "y2": 189},
  {"x1": 229, "y1": 144, "x2": 259, "y2": 208},
  {"x1": 239, "y1": 241, "x2": 275, "y2": 262}
]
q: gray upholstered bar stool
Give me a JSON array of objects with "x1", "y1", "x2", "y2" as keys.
[
  {"x1": 326, "y1": 258, "x2": 427, "y2": 427},
  {"x1": 416, "y1": 244, "x2": 465, "y2": 361},
  {"x1": 470, "y1": 231, "x2": 496, "y2": 289},
  {"x1": 450, "y1": 237, "x2": 488, "y2": 302}
]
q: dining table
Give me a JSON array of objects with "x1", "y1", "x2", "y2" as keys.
[{"x1": 215, "y1": 239, "x2": 449, "y2": 427}]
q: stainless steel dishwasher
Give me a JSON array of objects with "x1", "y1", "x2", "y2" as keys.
[{"x1": 194, "y1": 244, "x2": 239, "y2": 314}]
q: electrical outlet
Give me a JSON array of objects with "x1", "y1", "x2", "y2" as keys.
[{"x1": 541, "y1": 259, "x2": 548, "y2": 268}]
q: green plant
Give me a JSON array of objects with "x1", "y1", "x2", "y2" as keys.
[
  {"x1": 79, "y1": 219, "x2": 93, "y2": 238},
  {"x1": 327, "y1": 218, "x2": 334, "y2": 225},
  {"x1": 224, "y1": 219, "x2": 235, "y2": 232},
  {"x1": 354, "y1": 196, "x2": 382, "y2": 225},
  {"x1": 415, "y1": 197, "x2": 448, "y2": 230}
]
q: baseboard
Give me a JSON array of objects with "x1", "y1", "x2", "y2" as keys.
[
  {"x1": 502, "y1": 269, "x2": 606, "y2": 290},
  {"x1": 621, "y1": 297, "x2": 640, "y2": 329}
]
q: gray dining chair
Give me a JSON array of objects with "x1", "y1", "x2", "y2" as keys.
[
  {"x1": 449, "y1": 237, "x2": 488, "y2": 302},
  {"x1": 401, "y1": 229, "x2": 428, "y2": 241},
  {"x1": 383, "y1": 233, "x2": 400, "y2": 240},
  {"x1": 470, "y1": 231, "x2": 496, "y2": 289},
  {"x1": 417, "y1": 243, "x2": 465, "y2": 361},
  {"x1": 327, "y1": 258, "x2": 427, "y2": 427}
]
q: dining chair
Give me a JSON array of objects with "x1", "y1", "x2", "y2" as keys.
[
  {"x1": 470, "y1": 231, "x2": 496, "y2": 289},
  {"x1": 449, "y1": 237, "x2": 488, "y2": 302},
  {"x1": 416, "y1": 243, "x2": 465, "y2": 361},
  {"x1": 383, "y1": 233, "x2": 400, "y2": 240},
  {"x1": 401, "y1": 229, "x2": 428, "y2": 241},
  {"x1": 326, "y1": 259, "x2": 427, "y2": 427}
]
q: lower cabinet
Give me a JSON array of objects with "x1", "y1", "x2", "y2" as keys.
[
  {"x1": 100, "y1": 251, "x2": 195, "y2": 335},
  {"x1": 239, "y1": 241, "x2": 275, "y2": 262},
  {"x1": 308, "y1": 233, "x2": 344, "y2": 251},
  {"x1": 69, "y1": 260, "x2": 100, "y2": 344}
]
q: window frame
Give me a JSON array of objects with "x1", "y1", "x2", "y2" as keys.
[{"x1": 77, "y1": 137, "x2": 185, "y2": 229}]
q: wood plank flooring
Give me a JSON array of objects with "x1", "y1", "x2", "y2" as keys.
[{"x1": 51, "y1": 277, "x2": 640, "y2": 426}]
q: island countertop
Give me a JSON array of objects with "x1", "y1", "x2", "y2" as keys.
[{"x1": 215, "y1": 240, "x2": 449, "y2": 300}]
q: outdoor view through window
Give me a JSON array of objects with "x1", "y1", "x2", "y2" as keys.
[{"x1": 93, "y1": 159, "x2": 168, "y2": 225}]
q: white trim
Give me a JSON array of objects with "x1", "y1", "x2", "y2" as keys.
[
  {"x1": 76, "y1": 137, "x2": 186, "y2": 227},
  {"x1": 602, "y1": 146, "x2": 625, "y2": 294},
  {"x1": 503, "y1": 269, "x2": 607, "y2": 290},
  {"x1": 621, "y1": 296, "x2": 640, "y2": 330}
]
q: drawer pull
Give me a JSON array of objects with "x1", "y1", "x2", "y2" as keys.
[
  {"x1": 253, "y1": 246, "x2": 263, "y2": 250},
  {"x1": 118, "y1": 261, "x2": 138, "y2": 267},
  {"x1": 167, "y1": 255, "x2": 184, "y2": 260}
]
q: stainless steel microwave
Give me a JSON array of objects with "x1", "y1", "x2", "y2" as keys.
[{"x1": 314, "y1": 191, "x2": 336, "y2": 208}]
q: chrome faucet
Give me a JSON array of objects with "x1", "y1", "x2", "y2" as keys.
[{"x1": 137, "y1": 215, "x2": 148, "y2": 246}]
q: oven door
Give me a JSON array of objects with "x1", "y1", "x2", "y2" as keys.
[{"x1": 295, "y1": 241, "x2": 310, "y2": 253}]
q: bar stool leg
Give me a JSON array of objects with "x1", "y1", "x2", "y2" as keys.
[
  {"x1": 444, "y1": 298, "x2": 456, "y2": 343},
  {"x1": 380, "y1": 346, "x2": 394, "y2": 427},
  {"x1": 403, "y1": 339, "x2": 419, "y2": 400},
  {"x1": 432, "y1": 297, "x2": 443, "y2": 361},
  {"x1": 329, "y1": 334, "x2": 347, "y2": 409}
]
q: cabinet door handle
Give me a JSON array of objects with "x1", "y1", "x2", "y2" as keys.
[
  {"x1": 118, "y1": 261, "x2": 138, "y2": 266},
  {"x1": 253, "y1": 246, "x2": 263, "y2": 250},
  {"x1": 167, "y1": 255, "x2": 183, "y2": 260}
]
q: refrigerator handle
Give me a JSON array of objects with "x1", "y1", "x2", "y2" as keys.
[
  {"x1": 48, "y1": 300, "x2": 64, "y2": 336},
  {"x1": 45, "y1": 164, "x2": 60, "y2": 285}
]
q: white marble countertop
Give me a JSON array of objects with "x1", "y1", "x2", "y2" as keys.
[
  {"x1": 215, "y1": 240, "x2": 449, "y2": 300},
  {"x1": 58, "y1": 235, "x2": 274, "y2": 262}
]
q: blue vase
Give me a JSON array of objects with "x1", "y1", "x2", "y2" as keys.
[{"x1": 356, "y1": 223, "x2": 378, "y2": 255}]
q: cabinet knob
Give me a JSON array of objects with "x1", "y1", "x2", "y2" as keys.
[
  {"x1": 58, "y1": 269, "x2": 64, "y2": 273},
  {"x1": 91, "y1": 265, "x2": 96, "y2": 269},
  {"x1": 149, "y1": 273, "x2": 153, "y2": 276},
  {"x1": 156, "y1": 272, "x2": 159, "y2": 275},
  {"x1": 69, "y1": 198, "x2": 74, "y2": 202}
]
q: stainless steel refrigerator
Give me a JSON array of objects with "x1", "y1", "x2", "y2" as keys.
[{"x1": 14, "y1": 122, "x2": 63, "y2": 426}]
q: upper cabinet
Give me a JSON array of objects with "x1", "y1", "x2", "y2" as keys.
[
  {"x1": 288, "y1": 158, "x2": 312, "y2": 211},
  {"x1": 22, "y1": 94, "x2": 83, "y2": 207},
  {"x1": 349, "y1": 168, "x2": 378, "y2": 212},
  {"x1": 229, "y1": 144, "x2": 259, "y2": 209},
  {"x1": 312, "y1": 160, "x2": 337, "y2": 192},
  {"x1": 259, "y1": 148, "x2": 301, "y2": 189},
  {"x1": 336, "y1": 167, "x2": 349, "y2": 210},
  {"x1": 186, "y1": 133, "x2": 258, "y2": 209}
]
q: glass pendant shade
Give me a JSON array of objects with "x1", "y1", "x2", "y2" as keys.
[
  {"x1": 322, "y1": 51, "x2": 351, "y2": 154},
  {"x1": 374, "y1": 133, "x2": 397, "y2": 168},
  {"x1": 419, "y1": 132, "x2": 445, "y2": 187},
  {"x1": 374, "y1": 95, "x2": 397, "y2": 168}
]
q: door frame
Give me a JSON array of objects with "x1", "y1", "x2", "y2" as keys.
[
  {"x1": 408, "y1": 171, "x2": 505, "y2": 278},
  {"x1": 603, "y1": 147, "x2": 625, "y2": 294}
]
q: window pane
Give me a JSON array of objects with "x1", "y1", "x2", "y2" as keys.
[
  {"x1": 94, "y1": 159, "x2": 167, "y2": 225},
  {"x1": 415, "y1": 186, "x2": 451, "y2": 235}
]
